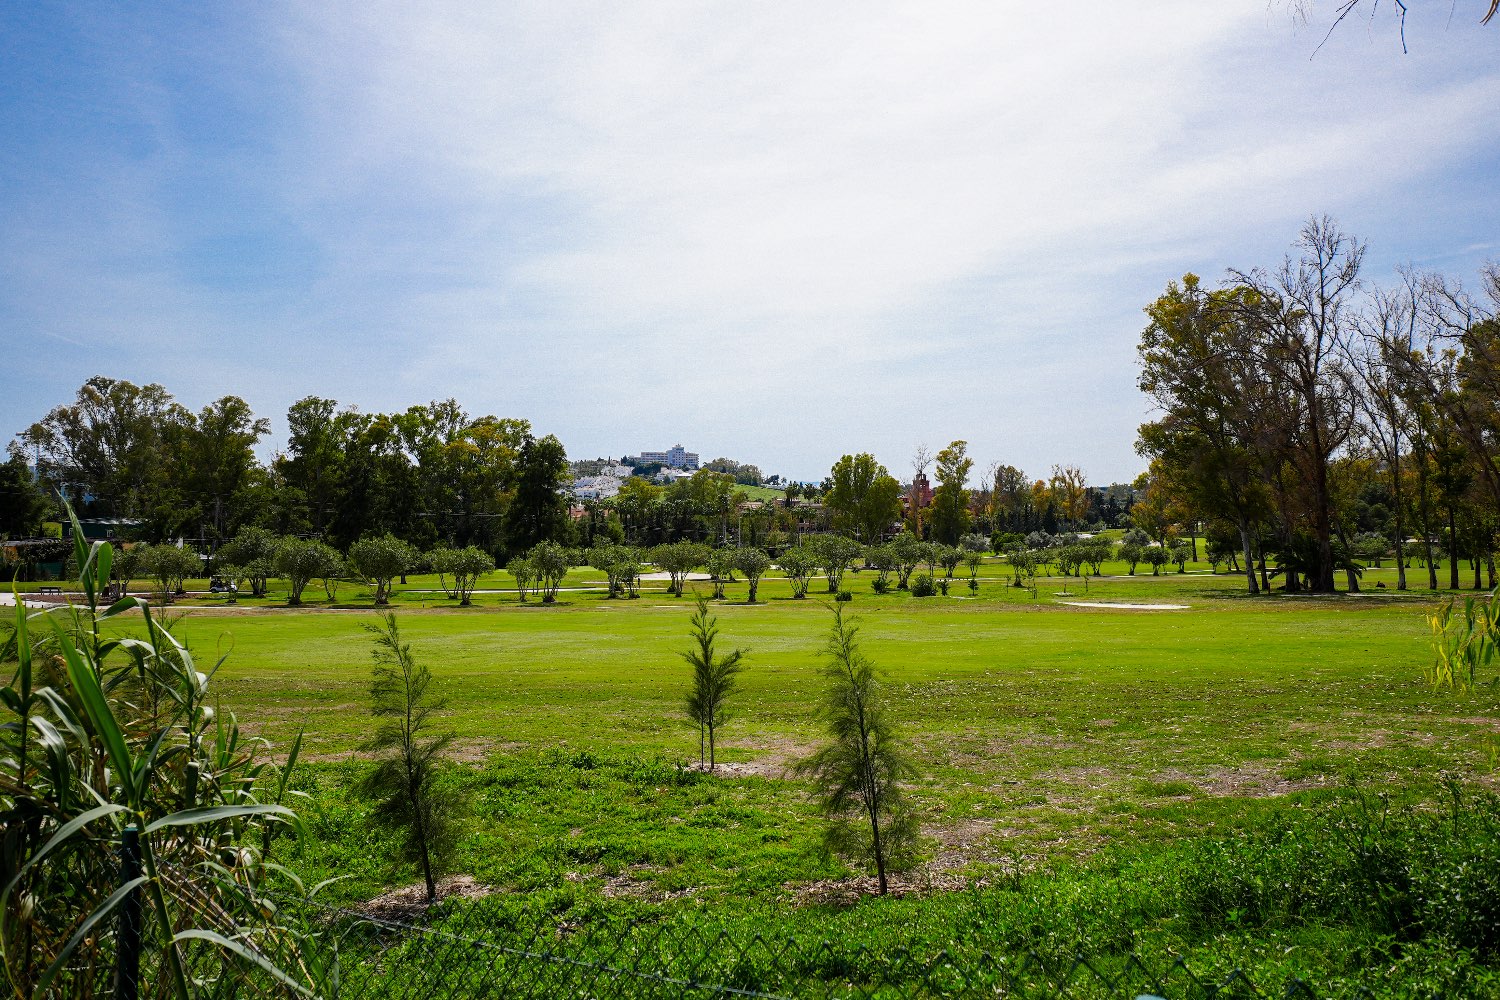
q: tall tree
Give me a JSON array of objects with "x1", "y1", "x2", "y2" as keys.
[
  {"x1": 0, "y1": 455, "x2": 54, "y2": 538},
  {"x1": 908, "y1": 444, "x2": 932, "y2": 538},
  {"x1": 501, "y1": 433, "x2": 570, "y2": 556},
  {"x1": 825, "y1": 453, "x2": 902, "y2": 544},
  {"x1": 1231, "y1": 217, "x2": 1364, "y2": 592},
  {"x1": 1137, "y1": 275, "x2": 1274, "y2": 594},
  {"x1": 927, "y1": 441, "x2": 973, "y2": 545},
  {"x1": 988, "y1": 464, "x2": 1032, "y2": 532},
  {"x1": 277, "y1": 396, "x2": 346, "y2": 537},
  {"x1": 184, "y1": 396, "x2": 271, "y2": 545},
  {"x1": 1349, "y1": 280, "x2": 1420, "y2": 590},
  {"x1": 18, "y1": 376, "x2": 191, "y2": 529},
  {"x1": 1048, "y1": 465, "x2": 1090, "y2": 528}
]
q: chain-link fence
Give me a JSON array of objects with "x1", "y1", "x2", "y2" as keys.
[{"x1": 62, "y1": 862, "x2": 1326, "y2": 1000}]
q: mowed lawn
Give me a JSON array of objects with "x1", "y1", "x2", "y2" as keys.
[{"x1": 172, "y1": 566, "x2": 1499, "y2": 871}]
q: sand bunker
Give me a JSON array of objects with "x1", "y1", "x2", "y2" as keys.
[{"x1": 1057, "y1": 601, "x2": 1190, "y2": 610}]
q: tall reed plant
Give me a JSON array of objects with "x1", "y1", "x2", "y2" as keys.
[{"x1": 1, "y1": 505, "x2": 310, "y2": 998}]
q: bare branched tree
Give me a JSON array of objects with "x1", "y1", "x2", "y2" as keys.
[
  {"x1": 909, "y1": 444, "x2": 932, "y2": 539},
  {"x1": 1231, "y1": 216, "x2": 1365, "y2": 592},
  {"x1": 1287, "y1": 0, "x2": 1498, "y2": 56},
  {"x1": 1348, "y1": 275, "x2": 1422, "y2": 590}
]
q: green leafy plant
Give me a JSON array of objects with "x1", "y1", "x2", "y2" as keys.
[
  {"x1": 274, "y1": 538, "x2": 342, "y2": 606},
  {"x1": 1427, "y1": 589, "x2": 1498, "y2": 691},
  {"x1": 0, "y1": 504, "x2": 305, "y2": 998},
  {"x1": 778, "y1": 547, "x2": 817, "y2": 600}
]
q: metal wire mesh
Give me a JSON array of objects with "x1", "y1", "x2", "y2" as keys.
[{"x1": 52, "y1": 864, "x2": 1338, "y2": 999}]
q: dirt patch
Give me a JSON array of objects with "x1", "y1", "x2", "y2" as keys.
[
  {"x1": 355, "y1": 875, "x2": 493, "y2": 923},
  {"x1": 695, "y1": 738, "x2": 820, "y2": 778},
  {"x1": 788, "y1": 865, "x2": 975, "y2": 905},
  {"x1": 566, "y1": 866, "x2": 696, "y2": 903}
]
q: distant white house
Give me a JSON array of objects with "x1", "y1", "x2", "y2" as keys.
[
  {"x1": 654, "y1": 468, "x2": 694, "y2": 484},
  {"x1": 572, "y1": 475, "x2": 623, "y2": 500}
]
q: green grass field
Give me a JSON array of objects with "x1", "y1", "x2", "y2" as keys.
[{"x1": 141, "y1": 561, "x2": 1496, "y2": 898}]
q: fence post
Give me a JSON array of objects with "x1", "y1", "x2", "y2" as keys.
[{"x1": 116, "y1": 825, "x2": 141, "y2": 1000}]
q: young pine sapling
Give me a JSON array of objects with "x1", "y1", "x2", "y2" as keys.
[
  {"x1": 681, "y1": 595, "x2": 746, "y2": 770},
  {"x1": 359, "y1": 613, "x2": 461, "y2": 903},
  {"x1": 796, "y1": 605, "x2": 919, "y2": 895}
]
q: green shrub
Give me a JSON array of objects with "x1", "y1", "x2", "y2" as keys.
[
  {"x1": 911, "y1": 575, "x2": 936, "y2": 598},
  {"x1": 834, "y1": 590, "x2": 853, "y2": 603},
  {"x1": 1, "y1": 505, "x2": 306, "y2": 996}
]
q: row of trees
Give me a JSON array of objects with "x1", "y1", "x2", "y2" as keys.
[
  {"x1": 817, "y1": 449, "x2": 1126, "y2": 546},
  {"x1": 8, "y1": 382, "x2": 572, "y2": 556},
  {"x1": 1138, "y1": 216, "x2": 1500, "y2": 594}
]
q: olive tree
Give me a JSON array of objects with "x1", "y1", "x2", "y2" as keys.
[
  {"x1": 735, "y1": 547, "x2": 772, "y2": 603},
  {"x1": 434, "y1": 545, "x2": 495, "y2": 605},
  {"x1": 348, "y1": 534, "x2": 420, "y2": 606},
  {"x1": 529, "y1": 540, "x2": 573, "y2": 603},
  {"x1": 867, "y1": 544, "x2": 897, "y2": 593},
  {"x1": 507, "y1": 555, "x2": 538, "y2": 601},
  {"x1": 810, "y1": 534, "x2": 862, "y2": 592},
  {"x1": 707, "y1": 548, "x2": 737, "y2": 600},
  {"x1": 219, "y1": 525, "x2": 279, "y2": 597},
  {"x1": 888, "y1": 533, "x2": 926, "y2": 590},
  {"x1": 137, "y1": 543, "x2": 201, "y2": 605},
  {"x1": 275, "y1": 538, "x2": 343, "y2": 605},
  {"x1": 652, "y1": 542, "x2": 710, "y2": 597},
  {"x1": 778, "y1": 546, "x2": 818, "y2": 599}
]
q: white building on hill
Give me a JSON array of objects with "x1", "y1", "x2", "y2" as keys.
[{"x1": 638, "y1": 445, "x2": 699, "y2": 470}]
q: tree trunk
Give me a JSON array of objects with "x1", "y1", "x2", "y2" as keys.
[
  {"x1": 1448, "y1": 505, "x2": 1461, "y2": 591},
  {"x1": 1333, "y1": 523, "x2": 1360, "y2": 593},
  {"x1": 1238, "y1": 520, "x2": 1259, "y2": 595},
  {"x1": 1309, "y1": 464, "x2": 1337, "y2": 592},
  {"x1": 1416, "y1": 452, "x2": 1439, "y2": 590},
  {"x1": 865, "y1": 767, "x2": 888, "y2": 896},
  {"x1": 1391, "y1": 452, "x2": 1407, "y2": 591}
]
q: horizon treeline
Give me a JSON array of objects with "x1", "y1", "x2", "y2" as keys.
[{"x1": 5, "y1": 388, "x2": 572, "y2": 556}]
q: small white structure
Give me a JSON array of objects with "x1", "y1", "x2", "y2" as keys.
[{"x1": 572, "y1": 475, "x2": 623, "y2": 500}]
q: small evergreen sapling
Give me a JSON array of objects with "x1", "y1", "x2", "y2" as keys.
[
  {"x1": 681, "y1": 595, "x2": 746, "y2": 770},
  {"x1": 359, "y1": 613, "x2": 461, "y2": 903},
  {"x1": 797, "y1": 605, "x2": 920, "y2": 894}
]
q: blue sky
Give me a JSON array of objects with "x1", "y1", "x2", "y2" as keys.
[{"x1": 3, "y1": 2, "x2": 1498, "y2": 484}]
